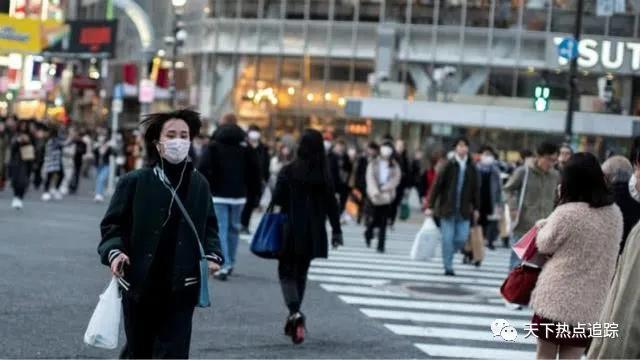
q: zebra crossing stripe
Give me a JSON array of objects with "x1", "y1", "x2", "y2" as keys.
[
  {"x1": 337, "y1": 296, "x2": 533, "y2": 318},
  {"x1": 415, "y1": 343, "x2": 533, "y2": 359},
  {"x1": 323, "y1": 254, "x2": 511, "y2": 275},
  {"x1": 331, "y1": 249, "x2": 512, "y2": 268},
  {"x1": 313, "y1": 260, "x2": 509, "y2": 280},
  {"x1": 360, "y1": 308, "x2": 530, "y2": 329},
  {"x1": 309, "y1": 267, "x2": 504, "y2": 287},
  {"x1": 320, "y1": 284, "x2": 411, "y2": 298},
  {"x1": 384, "y1": 324, "x2": 536, "y2": 345},
  {"x1": 307, "y1": 275, "x2": 390, "y2": 286}
]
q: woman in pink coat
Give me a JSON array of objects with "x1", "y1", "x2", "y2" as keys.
[{"x1": 532, "y1": 152, "x2": 622, "y2": 359}]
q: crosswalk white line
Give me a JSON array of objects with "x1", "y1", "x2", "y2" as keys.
[
  {"x1": 306, "y1": 275, "x2": 390, "y2": 286},
  {"x1": 331, "y1": 249, "x2": 511, "y2": 268},
  {"x1": 360, "y1": 308, "x2": 531, "y2": 329},
  {"x1": 338, "y1": 296, "x2": 532, "y2": 318},
  {"x1": 310, "y1": 222, "x2": 533, "y2": 358},
  {"x1": 313, "y1": 260, "x2": 509, "y2": 280},
  {"x1": 322, "y1": 255, "x2": 510, "y2": 275},
  {"x1": 415, "y1": 343, "x2": 533, "y2": 360},
  {"x1": 319, "y1": 284, "x2": 411, "y2": 298},
  {"x1": 310, "y1": 267, "x2": 504, "y2": 287},
  {"x1": 385, "y1": 324, "x2": 536, "y2": 345}
]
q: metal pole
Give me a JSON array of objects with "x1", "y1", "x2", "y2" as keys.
[{"x1": 565, "y1": 0, "x2": 584, "y2": 142}]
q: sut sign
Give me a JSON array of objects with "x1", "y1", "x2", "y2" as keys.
[{"x1": 548, "y1": 35, "x2": 640, "y2": 74}]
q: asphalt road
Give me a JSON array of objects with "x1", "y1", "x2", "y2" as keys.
[{"x1": 0, "y1": 185, "x2": 425, "y2": 359}]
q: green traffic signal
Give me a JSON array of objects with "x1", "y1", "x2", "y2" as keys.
[{"x1": 534, "y1": 85, "x2": 550, "y2": 112}]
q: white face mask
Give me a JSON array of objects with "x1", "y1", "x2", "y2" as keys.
[
  {"x1": 248, "y1": 131, "x2": 261, "y2": 141},
  {"x1": 324, "y1": 140, "x2": 332, "y2": 152},
  {"x1": 380, "y1": 146, "x2": 393, "y2": 159},
  {"x1": 480, "y1": 154, "x2": 495, "y2": 165},
  {"x1": 160, "y1": 138, "x2": 191, "y2": 164}
]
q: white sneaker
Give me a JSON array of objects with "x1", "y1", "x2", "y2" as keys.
[
  {"x1": 94, "y1": 194, "x2": 105, "y2": 202},
  {"x1": 60, "y1": 187, "x2": 69, "y2": 196},
  {"x1": 41, "y1": 192, "x2": 51, "y2": 202},
  {"x1": 11, "y1": 198, "x2": 23, "y2": 209},
  {"x1": 52, "y1": 190, "x2": 63, "y2": 201}
]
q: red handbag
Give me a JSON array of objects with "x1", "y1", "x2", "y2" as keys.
[
  {"x1": 500, "y1": 264, "x2": 541, "y2": 305},
  {"x1": 500, "y1": 227, "x2": 543, "y2": 305}
]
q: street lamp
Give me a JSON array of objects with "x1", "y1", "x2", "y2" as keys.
[{"x1": 169, "y1": 0, "x2": 187, "y2": 108}]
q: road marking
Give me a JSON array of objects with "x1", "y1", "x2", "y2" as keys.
[
  {"x1": 313, "y1": 260, "x2": 508, "y2": 279},
  {"x1": 360, "y1": 308, "x2": 530, "y2": 329},
  {"x1": 307, "y1": 275, "x2": 390, "y2": 286},
  {"x1": 415, "y1": 343, "x2": 534, "y2": 359},
  {"x1": 320, "y1": 284, "x2": 411, "y2": 298},
  {"x1": 385, "y1": 323, "x2": 536, "y2": 345},
  {"x1": 310, "y1": 267, "x2": 504, "y2": 286},
  {"x1": 338, "y1": 296, "x2": 532, "y2": 318}
]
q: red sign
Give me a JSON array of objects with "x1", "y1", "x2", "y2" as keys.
[{"x1": 79, "y1": 26, "x2": 113, "y2": 52}]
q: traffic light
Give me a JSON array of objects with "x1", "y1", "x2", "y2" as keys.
[{"x1": 534, "y1": 85, "x2": 550, "y2": 112}]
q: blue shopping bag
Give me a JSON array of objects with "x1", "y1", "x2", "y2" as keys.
[{"x1": 250, "y1": 212, "x2": 288, "y2": 259}]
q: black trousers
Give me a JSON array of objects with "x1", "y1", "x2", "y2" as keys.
[
  {"x1": 44, "y1": 171, "x2": 63, "y2": 192},
  {"x1": 11, "y1": 162, "x2": 32, "y2": 199},
  {"x1": 365, "y1": 204, "x2": 391, "y2": 251},
  {"x1": 120, "y1": 290, "x2": 196, "y2": 359},
  {"x1": 69, "y1": 160, "x2": 82, "y2": 193},
  {"x1": 241, "y1": 188, "x2": 264, "y2": 228},
  {"x1": 388, "y1": 186, "x2": 406, "y2": 226},
  {"x1": 278, "y1": 259, "x2": 311, "y2": 314}
]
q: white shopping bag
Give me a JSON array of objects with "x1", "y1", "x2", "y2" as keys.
[
  {"x1": 84, "y1": 277, "x2": 122, "y2": 349},
  {"x1": 410, "y1": 217, "x2": 441, "y2": 261}
]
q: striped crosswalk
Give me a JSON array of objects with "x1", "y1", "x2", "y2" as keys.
[{"x1": 310, "y1": 221, "x2": 536, "y2": 359}]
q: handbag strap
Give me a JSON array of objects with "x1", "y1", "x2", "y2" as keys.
[
  {"x1": 512, "y1": 165, "x2": 530, "y2": 231},
  {"x1": 154, "y1": 166, "x2": 206, "y2": 259}
]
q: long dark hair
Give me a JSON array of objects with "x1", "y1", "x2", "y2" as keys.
[
  {"x1": 558, "y1": 152, "x2": 613, "y2": 208},
  {"x1": 140, "y1": 109, "x2": 201, "y2": 165},
  {"x1": 290, "y1": 128, "x2": 331, "y2": 186}
]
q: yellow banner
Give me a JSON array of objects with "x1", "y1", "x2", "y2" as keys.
[{"x1": 0, "y1": 15, "x2": 42, "y2": 53}]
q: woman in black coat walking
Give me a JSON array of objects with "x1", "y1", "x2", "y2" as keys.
[
  {"x1": 98, "y1": 110, "x2": 223, "y2": 358},
  {"x1": 271, "y1": 129, "x2": 343, "y2": 344}
]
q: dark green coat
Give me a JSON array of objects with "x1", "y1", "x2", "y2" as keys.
[
  {"x1": 428, "y1": 158, "x2": 480, "y2": 220},
  {"x1": 98, "y1": 167, "x2": 222, "y2": 297}
]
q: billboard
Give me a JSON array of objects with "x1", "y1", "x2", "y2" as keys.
[{"x1": 44, "y1": 20, "x2": 118, "y2": 58}]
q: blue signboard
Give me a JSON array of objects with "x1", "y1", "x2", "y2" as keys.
[{"x1": 557, "y1": 37, "x2": 578, "y2": 61}]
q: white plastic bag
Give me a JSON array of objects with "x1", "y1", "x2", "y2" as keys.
[
  {"x1": 410, "y1": 217, "x2": 441, "y2": 261},
  {"x1": 84, "y1": 277, "x2": 122, "y2": 349}
]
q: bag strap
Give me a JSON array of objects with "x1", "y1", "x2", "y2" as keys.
[
  {"x1": 154, "y1": 167, "x2": 206, "y2": 259},
  {"x1": 513, "y1": 165, "x2": 530, "y2": 231}
]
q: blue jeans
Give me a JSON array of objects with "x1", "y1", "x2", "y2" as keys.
[
  {"x1": 440, "y1": 216, "x2": 471, "y2": 272},
  {"x1": 95, "y1": 165, "x2": 109, "y2": 196},
  {"x1": 214, "y1": 202, "x2": 243, "y2": 271}
]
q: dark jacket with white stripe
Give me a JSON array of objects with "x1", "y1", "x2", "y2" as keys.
[{"x1": 98, "y1": 164, "x2": 223, "y2": 299}]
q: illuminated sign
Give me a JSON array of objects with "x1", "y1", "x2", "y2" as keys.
[{"x1": 549, "y1": 36, "x2": 640, "y2": 74}]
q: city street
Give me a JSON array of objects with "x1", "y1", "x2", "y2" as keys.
[{"x1": 0, "y1": 187, "x2": 534, "y2": 359}]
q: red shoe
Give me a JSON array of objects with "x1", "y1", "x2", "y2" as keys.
[{"x1": 290, "y1": 312, "x2": 306, "y2": 345}]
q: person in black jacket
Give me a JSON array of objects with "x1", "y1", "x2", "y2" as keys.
[
  {"x1": 271, "y1": 129, "x2": 343, "y2": 345},
  {"x1": 241, "y1": 125, "x2": 270, "y2": 234},
  {"x1": 389, "y1": 139, "x2": 411, "y2": 227},
  {"x1": 328, "y1": 139, "x2": 353, "y2": 216},
  {"x1": 198, "y1": 113, "x2": 260, "y2": 281},
  {"x1": 426, "y1": 137, "x2": 480, "y2": 276},
  {"x1": 98, "y1": 109, "x2": 223, "y2": 359},
  {"x1": 352, "y1": 142, "x2": 379, "y2": 224}
]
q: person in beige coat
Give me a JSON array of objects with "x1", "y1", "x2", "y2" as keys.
[
  {"x1": 587, "y1": 220, "x2": 640, "y2": 359},
  {"x1": 531, "y1": 153, "x2": 622, "y2": 359},
  {"x1": 365, "y1": 141, "x2": 401, "y2": 253}
]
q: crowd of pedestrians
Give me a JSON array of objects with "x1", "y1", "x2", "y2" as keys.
[{"x1": 7, "y1": 110, "x2": 640, "y2": 358}]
